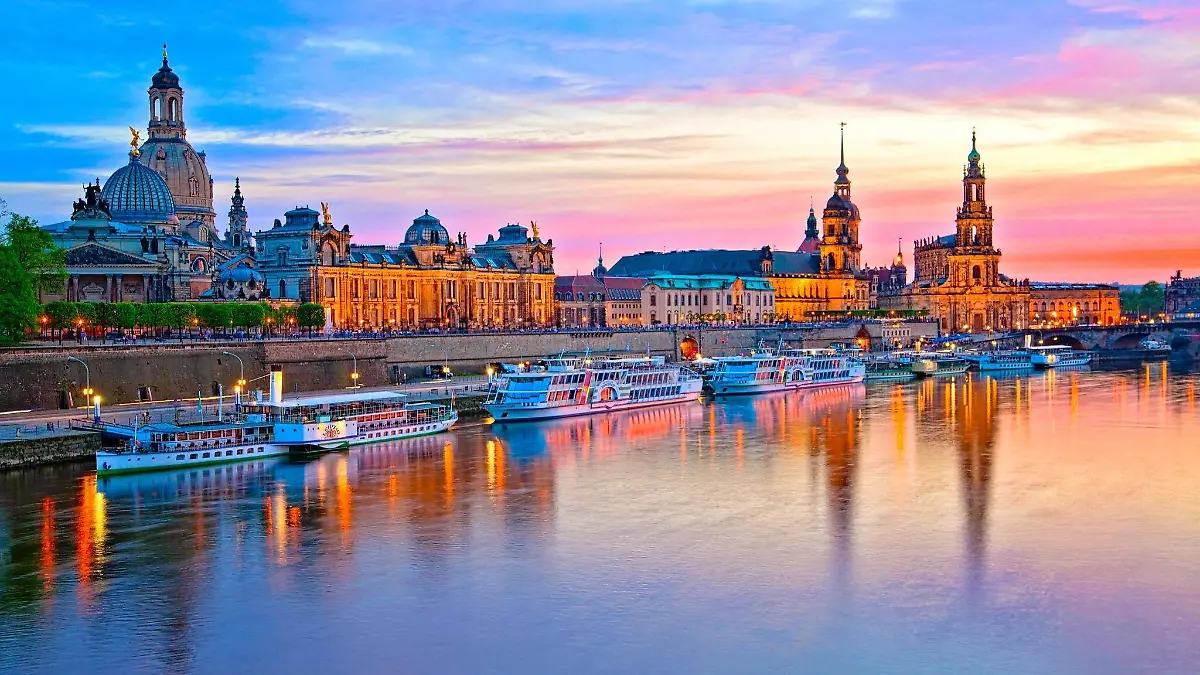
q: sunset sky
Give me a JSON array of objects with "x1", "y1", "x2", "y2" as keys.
[{"x1": 2, "y1": 0, "x2": 1197, "y2": 282}]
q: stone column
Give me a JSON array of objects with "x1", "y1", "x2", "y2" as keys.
[
  {"x1": 142, "y1": 274, "x2": 151, "y2": 302},
  {"x1": 105, "y1": 274, "x2": 114, "y2": 303},
  {"x1": 115, "y1": 274, "x2": 123, "y2": 302}
]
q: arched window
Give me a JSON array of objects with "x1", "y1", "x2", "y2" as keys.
[
  {"x1": 321, "y1": 243, "x2": 336, "y2": 266},
  {"x1": 279, "y1": 279, "x2": 288, "y2": 298},
  {"x1": 972, "y1": 265, "x2": 981, "y2": 281},
  {"x1": 277, "y1": 248, "x2": 288, "y2": 266},
  {"x1": 827, "y1": 253, "x2": 836, "y2": 270}
]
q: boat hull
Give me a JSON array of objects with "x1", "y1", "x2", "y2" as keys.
[
  {"x1": 96, "y1": 415, "x2": 459, "y2": 475},
  {"x1": 486, "y1": 393, "x2": 697, "y2": 422},
  {"x1": 96, "y1": 442, "x2": 288, "y2": 475}
]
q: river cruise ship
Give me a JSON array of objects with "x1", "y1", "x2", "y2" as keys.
[
  {"x1": 911, "y1": 352, "x2": 971, "y2": 377},
  {"x1": 1028, "y1": 345, "x2": 1093, "y2": 368},
  {"x1": 94, "y1": 368, "x2": 457, "y2": 475},
  {"x1": 484, "y1": 355, "x2": 703, "y2": 422},
  {"x1": 965, "y1": 350, "x2": 1035, "y2": 372},
  {"x1": 704, "y1": 348, "x2": 865, "y2": 396}
]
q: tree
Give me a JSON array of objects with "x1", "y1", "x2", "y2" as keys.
[
  {"x1": 45, "y1": 301, "x2": 78, "y2": 333},
  {"x1": 1140, "y1": 281, "x2": 1165, "y2": 317},
  {"x1": 3, "y1": 214, "x2": 66, "y2": 295},
  {"x1": 198, "y1": 303, "x2": 233, "y2": 330},
  {"x1": 297, "y1": 303, "x2": 326, "y2": 336},
  {"x1": 0, "y1": 248, "x2": 37, "y2": 343},
  {"x1": 232, "y1": 302, "x2": 265, "y2": 329},
  {"x1": 115, "y1": 303, "x2": 139, "y2": 334},
  {"x1": 94, "y1": 302, "x2": 119, "y2": 336}
]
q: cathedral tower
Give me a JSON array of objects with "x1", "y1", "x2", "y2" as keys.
[
  {"x1": 819, "y1": 124, "x2": 862, "y2": 273},
  {"x1": 948, "y1": 130, "x2": 999, "y2": 289},
  {"x1": 140, "y1": 45, "x2": 217, "y2": 239},
  {"x1": 224, "y1": 178, "x2": 250, "y2": 251}
]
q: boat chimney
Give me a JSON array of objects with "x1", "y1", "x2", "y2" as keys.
[{"x1": 269, "y1": 365, "x2": 283, "y2": 406}]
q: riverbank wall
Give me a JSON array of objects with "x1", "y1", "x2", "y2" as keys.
[
  {"x1": 0, "y1": 323, "x2": 939, "y2": 410},
  {"x1": 0, "y1": 431, "x2": 101, "y2": 470}
]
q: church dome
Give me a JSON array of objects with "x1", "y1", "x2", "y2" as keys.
[
  {"x1": 139, "y1": 139, "x2": 214, "y2": 223},
  {"x1": 152, "y1": 57, "x2": 180, "y2": 89},
  {"x1": 825, "y1": 193, "x2": 846, "y2": 211},
  {"x1": 102, "y1": 154, "x2": 177, "y2": 224},
  {"x1": 404, "y1": 210, "x2": 450, "y2": 246}
]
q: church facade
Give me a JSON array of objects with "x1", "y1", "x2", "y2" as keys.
[
  {"x1": 39, "y1": 49, "x2": 255, "y2": 304},
  {"x1": 255, "y1": 208, "x2": 556, "y2": 329},
  {"x1": 877, "y1": 133, "x2": 1031, "y2": 332},
  {"x1": 607, "y1": 131, "x2": 877, "y2": 321}
]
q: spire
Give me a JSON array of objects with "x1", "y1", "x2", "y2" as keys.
[
  {"x1": 230, "y1": 177, "x2": 245, "y2": 210},
  {"x1": 834, "y1": 122, "x2": 850, "y2": 188},
  {"x1": 592, "y1": 242, "x2": 608, "y2": 278},
  {"x1": 894, "y1": 238, "x2": 904, "y2": 267}
]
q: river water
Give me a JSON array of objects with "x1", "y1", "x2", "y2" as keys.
[{"x1": 2, "y1": 365, "x2": 1199, "y2": 674}]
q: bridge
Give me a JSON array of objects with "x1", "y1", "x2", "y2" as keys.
[{"x1": 1019, "y1": 322, "x2": 1200, "y2": 356}]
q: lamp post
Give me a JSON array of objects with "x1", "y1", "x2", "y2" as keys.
[
  {"x1": 344, "y1": 351, "x2": 360, "y2": 388},
  {"x1": 221, "y1": 351, "x2": 246, "y2": 408},
  {"x1": 67, "y1": 356, "x2": 92, "y2": 411}
]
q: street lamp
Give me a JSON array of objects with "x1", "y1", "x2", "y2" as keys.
[
  {"x1": 67, "y1": 356, "x2": 92, "y2": 408},
  {"x1": 344, "y1": 351, "x2": 361, "y2": 388},
  {"x1": 221, "y1": 351, "x2": 246, "y2": 407}
]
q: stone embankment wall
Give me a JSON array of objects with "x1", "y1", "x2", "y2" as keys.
[
  {"x1": 0, "y1": 322, "x2": 939, "y2": 411},
  {"x1": 0, "y1": 431, "x2": 101, "y2": 469}
]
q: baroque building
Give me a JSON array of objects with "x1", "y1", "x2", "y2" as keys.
[
  {"x1": 40, "y1": 48, "x2": 252, "y2": 303},
  {"x1": 1027, "y1": 283, "x2": 1120, "y2": 326},
  {"x1": 607, "y1": 129, "x2": 871, "y2": 321},
  {"x1": 877, "y1": 133, "x2": 1031, "y2": 332},
  {"x1": 255, "y1": 207, "x2": 555, "y2": 329},
  {"x1": 554, "y1": 250, "x2": 649, "y2": 327}
]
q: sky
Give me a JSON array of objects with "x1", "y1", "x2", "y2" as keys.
[{"x1": 1, "y1": 0, "x2": 1198, "y2": 283}]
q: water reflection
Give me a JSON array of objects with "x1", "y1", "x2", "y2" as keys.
[{"x1": 2, "y1": 368, "x2": 1200, "y2": 673}]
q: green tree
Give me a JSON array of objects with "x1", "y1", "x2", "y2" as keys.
[
  {"x1": 45, "y1": 301, "x2": 78, "y2": 333},
  {"x1": 1139, "y1": 281, "x2": 1165, "y2": 317},
  {"x1": 199, "y1": 303, "x2": 233, "y2": 330},
  {"x1": 3, "y1": 214, "x2": 66, "y2": 295},
  {"x1": 94, "y1": 303, "x2": 119, "y2": 336},
  {"x1": 115, "y1": 303, "x2": 139, "y2": 334},
  {"x1": 297, "y1": 303, "x2": 327, "y2": 336},
  {"x1": 0, "y1": 248, "x2": 37, "y2": 343},
  {"x1": 232, "y1": 302, "x2": 265, "y2": 329}
]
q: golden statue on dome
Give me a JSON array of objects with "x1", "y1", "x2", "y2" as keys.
[
  {"x1": 320, "y1": 202, "x2": 333, "y2": 226},
  {"x1": 530, "y1": 220, "x2": 540, "y2": 240},
  {"x1": 129, "y1": 127, "x2": 141, "y2": 157}
]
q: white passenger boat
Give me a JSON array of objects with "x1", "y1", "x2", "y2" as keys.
[
  {"x1": 484, "y1": 354, "x2": 703, "y2": 422},
  {"x1": 704, "y1": 348, "x2": 865, "y2": 396},
  {"x1": 1028, "y1": 345, "x2": 1093, "y2": 368},
  {"x1": 910, "y1": 352, "x2": 970, "y2": 377},
  {"x1": 95, "y1": 367, "x2": 457, "y2": 475},
  {"x1": 973, "y1": 350, "x2": 1035, "y2": 372}
]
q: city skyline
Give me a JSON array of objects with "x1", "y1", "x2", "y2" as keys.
[{"x1": 2, "y1": 0, "x2": 1198, "y2": 283}]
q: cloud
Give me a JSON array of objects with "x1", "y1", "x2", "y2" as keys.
[{"x1": 300, "y1": 37, "x2": 413, "y2": 56}]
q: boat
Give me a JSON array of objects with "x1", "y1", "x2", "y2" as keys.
[
  {"x1": 863, "y1": 353, "x2": 916, "y2": 381},
  {"x1": 973, "y1": 350, "x2": 1035, "y2": 372},
  {"x1": 483, "y1": 354, "x2": 703, "y2": 422},
  {"x1": 1028, "y1": 345, "x2": 1093, "y2": 368},
  {"x1": 704, "y1": 347, "x2": 865, "y2": 396},
  {"x1": 910, "y1": 352, "x2": 970, "y2": 377},
  {"x1": 95, "y1": 367, "x2": 457, "y2": 475},
  {"x1": 1141, "y1": 338, "x2": 1171, "y2": 352}
]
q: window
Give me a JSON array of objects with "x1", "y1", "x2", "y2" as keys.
[
  {"x1": 325, "y1": 278, "x2": 336, "y2": 298},
  {"x1": 277, "y1": 248, "x2": 288, "y2": 266},
  {"x1": 279, "y1": 279, "x2": 287, "y2": 298},
  {"x1": 972, "y1": 265, "x2": 982, "y2": 281}
]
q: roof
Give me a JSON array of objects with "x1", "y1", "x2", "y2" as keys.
[
  {"x1": 645, "y1": 273, "x2": 772, "y2": 291},
  {"x1": 64, "y1": 242, "x2": 158, "y2": 267},
  {"x1": 102, "y1": 155, "x2": 176, "y2": 224},
  {"x1": 275, "y1": 390, "x2": 409, "y2": 408},
  {"x1": 1030, "y1": 282, "x2": 1119, "y2": 291},
  {"x1": 609, "y1": 249, "x2": 767, "y2": 277},
  {"x1": 772, "y1": 251, "x2": 821, "y2": 275}
]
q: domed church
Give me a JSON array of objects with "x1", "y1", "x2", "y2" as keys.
[{"x1": 39, "y1": 48, "x2": 256, "y2": 304}]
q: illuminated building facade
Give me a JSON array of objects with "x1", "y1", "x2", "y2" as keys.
[
  {"x1": 256, "y1": 209, "x2": 555, "y2": 329},
  {"x1": 877, "y1": 132, "x2": 1031, "y2": 333},
  {"x1": 1028, "y1": 283, "x2": 1120, "y2": 326}
]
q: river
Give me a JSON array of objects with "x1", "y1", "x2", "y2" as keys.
[{"x1": 2, "y1": 364, "x2": 1199, "y2": 674}]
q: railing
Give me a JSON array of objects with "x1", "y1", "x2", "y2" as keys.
[{"x1": 0, "y1": 422, "x2": 70, "y2": 440}]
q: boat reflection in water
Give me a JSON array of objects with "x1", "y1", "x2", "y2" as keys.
[{"x1": 490, "y1": 402, "x2": 709, "y2": 461}]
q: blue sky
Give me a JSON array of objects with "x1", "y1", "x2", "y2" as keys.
[{"x1": 3, "y1": 0, "x2": 1198, "y2": 280}]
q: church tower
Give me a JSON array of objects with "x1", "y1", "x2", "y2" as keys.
[
  {"x1": 819, "y1": 124, "x2": 862, "y2": 273},
  {"x1": 224, "y1": 177, "x2": 250, "y2": 251},
  {"x1": 798, "y1": 203, "x2": 821, "y2": 253},
  {"x1": 948, "y1": 130, "x2": 1000, "y2": 289},
  {"x1": 140, "y1": 45, "x2": 217, "y2": 239}
]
